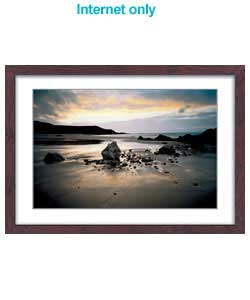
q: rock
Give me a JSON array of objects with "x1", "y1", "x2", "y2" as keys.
[
  {"x1": 141, "y1": 156, "x2": 153, "y2": 163},
  {"x1": 154, "y1": 134, "x2": 173, "y2": 141},
  {"x1": 84, "y1": 159, "x2": 92, "y2": 165},
  {"x1": 131, "y1": 159, "x2": 140, "y2": 163},
  {"x1": 138, "y1": 136, "x2": 153, "y2": 141},
  {"x1": 110, "y1": 160, "x2": 118, "y2": 167},
  {"x1": 156, "y1": 145, "x2": 176, "y2": 155},
  {"x1": 44, "y1": 152, "x2": 65, "y2": 164},
  {"x1": 176, "y1": 128, "x2": 217, "y2": 151},
  {"x1": 96, "y1": 159, "x2": 105, "y2": 165},
  {"x1": 101, "y1": 141, "x2": 121, "y2": 162},
  {"x1": 138, "y1": 134, "x2": 173, "y2": 142}
]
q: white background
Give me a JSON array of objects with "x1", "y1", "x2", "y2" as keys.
[{"x1": 0, "y1": 1, "x2": 249, "y2": 300}]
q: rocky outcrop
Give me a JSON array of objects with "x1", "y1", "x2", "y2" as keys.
[
  {"x1": 138, "y1": 136, "x2": 153, "y2": 141},
  {"x1": 138, "y1": 134, "x2": 172, "y2": 142},
  {"x1": 155, "y1": 145, "x2": 176, "y2": 155},
  {"x1": 154, "y1": 134, "x2": 173, "y2": 141},
  {"x1": 176, "y1": 128, "x2": 216, "y2": 145},
  {"x1": 101, "y1": 141, "x2": 121, "y2": 162},
  {"x1": 44, "y1": 152, "x2": 65, "y2": 164},
  {"x1": 155, "y1": 143, "x2": 193, "y2": 156},
  {"x1": 34, "y1": 121, "x2": 123, "y2": 135},
  {"x1": 138, "y1": 128, "x2": 217, "y2": 150},
  {"x1": 83, "y1": 142, "x2": 187, "y2": 171}
]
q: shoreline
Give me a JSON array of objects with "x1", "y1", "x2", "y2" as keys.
[
  {"x1": 34, "y1": 142, "x2": 217, "y2": 208},
  {"x1": 33, "y1": 129, "x2": 217, "y2": 209}
]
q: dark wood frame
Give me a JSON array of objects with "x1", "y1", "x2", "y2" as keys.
[{"x1": 5, "y1": 65, "x2": 245, "y2": 234}]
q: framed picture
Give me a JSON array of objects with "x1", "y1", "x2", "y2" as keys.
[{"x1": 5, "y1": 65, "x2": 245, "y2": 234}]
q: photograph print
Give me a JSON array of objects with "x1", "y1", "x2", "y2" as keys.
[{"x1": 33, "y1": 89, "x2": 217, "y2": 209}]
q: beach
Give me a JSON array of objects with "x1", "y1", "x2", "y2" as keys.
[{"x1": 34, "y1": 133, "x2": 217, "y2": 208}]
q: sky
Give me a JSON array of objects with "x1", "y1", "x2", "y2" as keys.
[{"x1": 33, "y1": 89, "x2": 217, "y2": 133}]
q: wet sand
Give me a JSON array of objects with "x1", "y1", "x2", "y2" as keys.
[{"x1": 34, "y1": 141, "x2": 216, "y2": 208}]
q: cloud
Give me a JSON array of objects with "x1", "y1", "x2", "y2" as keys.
[
  {"x1": 99, "y1": 110, "x2": 217, "y2": 133},
  {"x1": 33, "y1": 89, "x2": 217, "y2": 130},
  {"x1": 178, "y1": 104, "x2": 192, "y2": 113}
]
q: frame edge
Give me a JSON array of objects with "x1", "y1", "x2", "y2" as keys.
[{"x1": 5, "y1": 65, "x2": 245, "y2": 234}]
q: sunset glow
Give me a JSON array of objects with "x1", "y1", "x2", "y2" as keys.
[{"x1": 34, "y1": 89, "x2": 217, "y2": 132}]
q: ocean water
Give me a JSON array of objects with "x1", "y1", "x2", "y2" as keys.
[
  {"x1": 33, "y1": 131, "x2": 217, "y2": 208},
  {"x1": 134, "y1": 131, "x2": 201, "y2": 138},
  {"x1": 33, "y1": 131, "x2": 202, "y2": 165}
]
